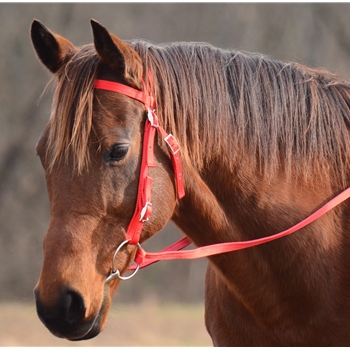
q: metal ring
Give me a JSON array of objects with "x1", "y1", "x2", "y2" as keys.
[{"x1": 105, "y1": 240, "x2": 141, "y2": 283}]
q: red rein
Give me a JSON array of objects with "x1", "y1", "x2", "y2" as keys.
[{"x1": 94, "y1": 77, "x2": 350, "y2": 272}]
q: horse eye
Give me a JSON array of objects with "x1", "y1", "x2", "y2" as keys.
[{"x1": 105, "y1": 144, "x2": 130, "y2": 163}]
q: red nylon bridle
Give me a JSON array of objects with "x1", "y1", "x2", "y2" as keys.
[
  {"x1": 95, "y1": 77, "x2": 187, "y2": 281},
  {"x1": 95, "y1": 79, "x2": 185, "y2": 243},
  {"x1": 95, "y1": 76, "x2": 350, "y2": 282}
]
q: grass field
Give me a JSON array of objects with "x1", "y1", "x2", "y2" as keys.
[{"x1": 0, "y1": 300, "x2": 212, "y2": 346}]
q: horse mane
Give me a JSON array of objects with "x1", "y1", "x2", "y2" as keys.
[
  {"x1": 46, "y1": 45, "x2": 99, "y2": 173},
  {"x1": 47, "y1": 40, "x2": 350, "y2": 186}
]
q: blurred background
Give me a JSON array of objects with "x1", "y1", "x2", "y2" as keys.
[{"x1": 1, "y1": 2, "x2": 350, "y2": 346}]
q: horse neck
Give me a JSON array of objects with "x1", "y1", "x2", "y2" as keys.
[{"x1": 172, "y1": 158, "x2": 342, "y2": 303}]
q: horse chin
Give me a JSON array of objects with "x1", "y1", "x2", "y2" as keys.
[
  {"x1": 67, "y1": 316, "x2": 102, "y2": 341},
  {"x1": 67, "y1": 289, "x2": 111, "y2": 341},
  {"x1": 41, "y1": 301, "x2": 105, "y2": 341},
  {"x1": 36, "y1": 285, "x2": 111, "y2": 342}
]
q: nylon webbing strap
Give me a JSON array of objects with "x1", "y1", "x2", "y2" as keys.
[
  {"x1": 95, "y1": 76, "x2": 350, "y2": 274},
  {"x1": 94, "y1": 80, "x2": 155, "y2": 110},
  {"x1": 94, "y1": 76, "x2": 185, "y2": 246},
  {"x1": 131, "y1": 185, "x2": 350, "y2": 269}
]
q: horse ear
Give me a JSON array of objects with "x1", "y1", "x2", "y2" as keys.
[
  {"x1": 90, "y1": 19, "x2": 143, "y2": 89},
  {"x1": 30, "y1": 20, "x2": 76, "y2": 74}
]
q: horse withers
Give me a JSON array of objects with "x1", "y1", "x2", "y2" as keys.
[{"x1": 30, "y1": 19, "x2": 350, "y2": 345}]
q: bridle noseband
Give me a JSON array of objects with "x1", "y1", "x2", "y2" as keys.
[{"x1": 94, "y1": 76, "x2": 185, "y2": 283}]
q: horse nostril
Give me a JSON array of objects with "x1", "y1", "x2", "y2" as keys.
[
  {"x1": 35, "y1": 287, "x2": 100, "y2": 339},
  {"x1": 61, "y1": 289, "x2": 86, "y2": 324}
]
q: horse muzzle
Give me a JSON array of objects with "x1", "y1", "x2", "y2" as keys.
[{"x1": 34, "y1": 286, "x2": 104, "y2": 340}]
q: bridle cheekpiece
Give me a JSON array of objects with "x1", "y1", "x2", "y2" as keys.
[{"x1": 94, "y1": 76, "x2": 185, "y2": 282}]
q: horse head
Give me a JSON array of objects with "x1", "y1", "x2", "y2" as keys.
[{"x1": 31, "y1": 19, "x2": 178, "y2": 340}]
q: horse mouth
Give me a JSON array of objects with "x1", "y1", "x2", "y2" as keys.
[
  {"x1": 54, "y1": 317, "x2": 102, "y2": 341},
  {"x1": 36, "y1": 299, "x2": 105, "y2": 341},
  {"x1": 34, "y1": 286, "x2": 109, "y2": 341},
  {"x1": 64, "y1": 313, "x2": 103, "y2": 341}
]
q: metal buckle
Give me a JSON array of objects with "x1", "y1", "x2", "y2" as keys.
[
  {"x1": 105, "y1": 240, "x2": 141, "y2": 283},
  {"x1": 139, "y1": 202, "x2": 152, "y2": 222},
  {"x1": 147, "y1": 109, "x2": 159, "y2": 128},
  {"x1": 164, "y1": 134, "x2": 180, "y2": 155}
]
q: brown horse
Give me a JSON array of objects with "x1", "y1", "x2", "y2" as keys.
[{"x1": 30, "y1": 19, "x2": 350, "y2": 346}]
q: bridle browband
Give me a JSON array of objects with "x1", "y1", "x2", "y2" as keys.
[{"x1": 94, "y1": 75, "x2": 350, "y2": 283}]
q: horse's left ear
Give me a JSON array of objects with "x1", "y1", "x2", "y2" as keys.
[
  {"x1": 30, "y1": 20, "x2": 76, "y2": 74},
  {"x1": 91, "y1": 19, "x2": 143, "y2": 89}
]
